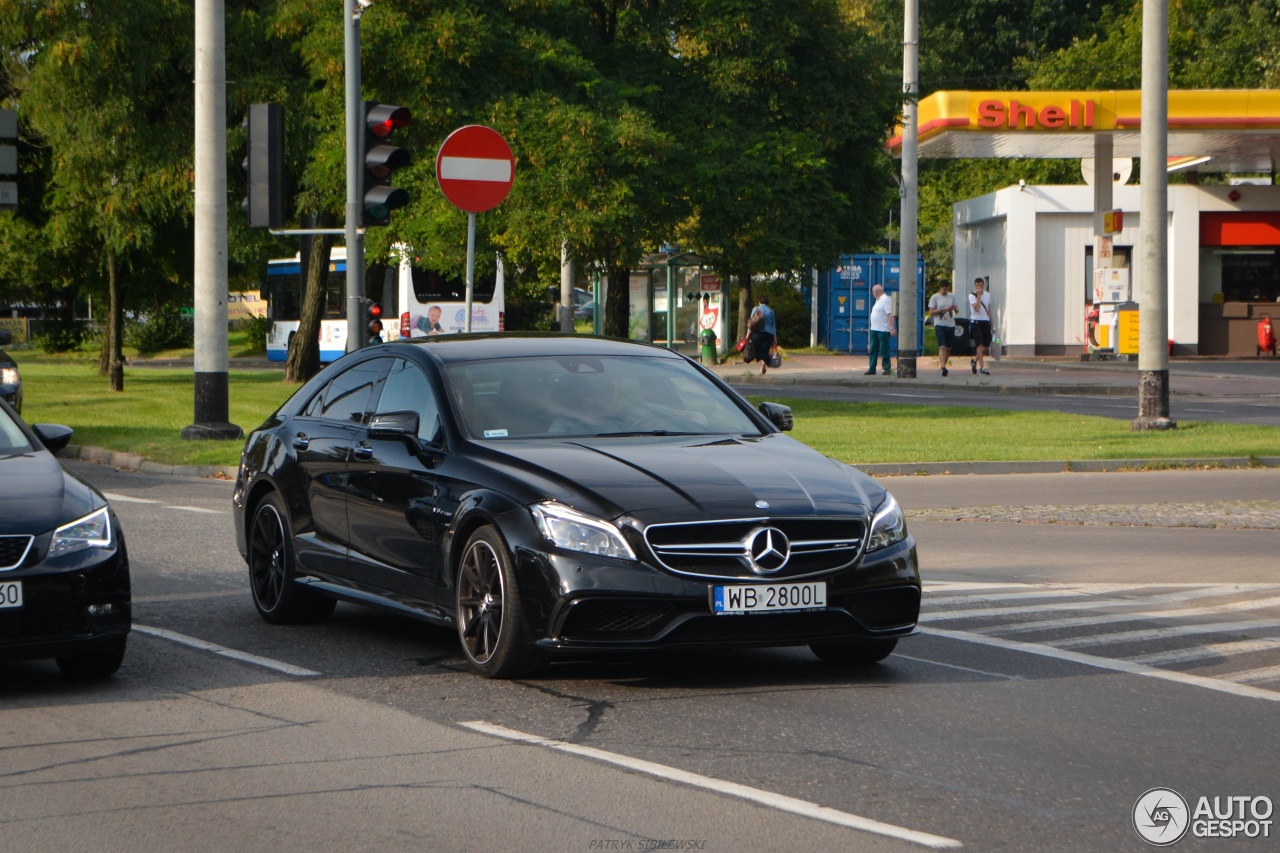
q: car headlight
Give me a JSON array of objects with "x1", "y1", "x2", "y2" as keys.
[
  {"x1": 867, "y1": 493, "x2": 907, "y2": 552},
  {"x1": 531, "y1": 502, "x2": 635, "y2": 560},
  {"x1": 49, "y1": 507, "x2": 113, "y2": 557},
  {"x1": 0, "y1": 367, "x2": 17, "y2": 385}
]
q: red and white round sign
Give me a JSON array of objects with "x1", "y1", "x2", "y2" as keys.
[{"x1": 435, "y1": 125, "x2": 515, "y2": 214}]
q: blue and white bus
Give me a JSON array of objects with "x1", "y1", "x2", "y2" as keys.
[{"x1": 262, "y1": 248, "x2": 504, "y2": 363}]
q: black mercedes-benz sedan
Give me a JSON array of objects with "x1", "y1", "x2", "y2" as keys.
[
  {"x1": 233, "y1": 335, "x2": 919, "y2": 678},
  {"x1": 0, "y1": 400, "x2": 130, "y2": 678}
]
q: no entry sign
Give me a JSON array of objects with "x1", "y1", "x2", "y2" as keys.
[{"x1": 435, "y1": 125, "x2": 515, "y2": 214}]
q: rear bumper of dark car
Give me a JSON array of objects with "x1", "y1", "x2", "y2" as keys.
[{"x1": 0, "y1": 547, "x2": 131, "y2": 661}]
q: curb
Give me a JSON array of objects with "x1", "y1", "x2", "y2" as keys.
[
  {"x1": 59, "y1": 444, "x2": 238, "y2": 480},
  {"x1": 719, "y1": 371, "x2": 1139, "y2": 396},
  {"x1": 56, "y1": 442, "x2": 1280, "y2": 481}
]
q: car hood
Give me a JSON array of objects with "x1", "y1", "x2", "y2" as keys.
[
  {"x1": 0, "y1": 451, "x2": 103, "y2": 536},
  {"x1": 473, "y1": 433, "x2": 885, "y2": 522}
]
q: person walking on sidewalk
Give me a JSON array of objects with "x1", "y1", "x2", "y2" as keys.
[
  {"x1": 928, "y1": 281, "x2": 959, "y2": 376},
  {"x1": 968, "y1": 277, "x2": 993, "y2": 375},
  {"x1": 865, "y1": 284, "x2": 895, "y2": 376},
  {"x1": 749, "y1": 295, "x2": 777, "y2": 376}
]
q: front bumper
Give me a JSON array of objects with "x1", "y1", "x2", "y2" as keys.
[
  {"x1": 517, "y1": 537, "x2": 920, "y2": 653},
  {"x1": 0, "y1": 538, "x2": 131, "y2": 661}
]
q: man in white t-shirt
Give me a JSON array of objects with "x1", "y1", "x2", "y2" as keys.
[
  {"x1": 865, "y1": 284, "x2": 895, "y2": 376},
  {"x1": 928, "y1": 281, "x2": 959, "y2": 377},
  {"x1": 968, "y1": 277, "x2": 993, "y2": 375}
]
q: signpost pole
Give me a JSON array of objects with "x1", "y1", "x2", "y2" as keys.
[{"x1": 465, "y1": 212, "x2": 476, "y2": 333}]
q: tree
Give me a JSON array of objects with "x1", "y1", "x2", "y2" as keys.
[
  {"x1": 674, "y1": 0, "x2": 900, "y2": 338},
  {"x1": 2, "y1": 0, "x2": 195, "y2": 389}
]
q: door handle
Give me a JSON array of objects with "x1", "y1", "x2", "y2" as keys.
[
  {"x1": 292, "y1": 433, "x2": 310, "y2": 451},
  {"x1": 352, "y1": 441, "x2": 374, "y2": 461}
]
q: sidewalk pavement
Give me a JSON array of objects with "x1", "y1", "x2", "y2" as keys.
[{"x1": 708, "y1": 352, "x2": 1280, "y2": 399}]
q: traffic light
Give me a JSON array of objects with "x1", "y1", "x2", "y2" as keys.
[
  {"x1": 362, "y1": 103, "x2": 411, "y2": 227},
  {"x1": 242, "y1": 103, "x2": 284, "y2": 229},
  {"x1": 363, "y1": 299, "x2": 384, "y2": 344}
]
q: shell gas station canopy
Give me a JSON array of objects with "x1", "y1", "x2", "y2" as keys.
[{"x1": 888, "y1": 90, "x2": 1280, "y2": 173}]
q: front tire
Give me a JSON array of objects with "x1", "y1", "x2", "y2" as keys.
[
  {"x1": 455, "y1": 525, "x2": 543, "y2": 678},
  {"x1": 57, "y1": 636, "x2": 127, "y2": 679},
  {"x1": 247, "y1": 492, "x2": 336, "y2": 624},
  {"x1": 809, "y1": 637, "x2": 899, "y2": 666}
]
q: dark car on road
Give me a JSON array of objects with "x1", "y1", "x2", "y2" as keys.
[
  {"x1": 233, "y1": 335, "x2": 919, "y2": 678},
  {"x1": 0, "y1": 400, "x2": 130, "y2": 678},
  {"x1": 0, "y1": 329, "x2": 21, "y2": 414}
]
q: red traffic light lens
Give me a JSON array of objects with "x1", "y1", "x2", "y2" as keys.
[{"x1": 369, "y1": 304, "x2": 381, "y2": 318}]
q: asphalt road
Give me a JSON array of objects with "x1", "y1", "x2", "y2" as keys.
[{"x1": 4, "y1": 462, "x2": 1278, "y2": 851}]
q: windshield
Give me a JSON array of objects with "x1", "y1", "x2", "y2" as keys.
[
  {"x1": 445, "y1": 355, "x2": 761, "y2": 440},
  {"x1": 0, "y1": 407, "x2": 33, "y2": 455}
]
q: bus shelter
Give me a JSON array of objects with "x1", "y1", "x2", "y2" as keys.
[{"x1": 600, "y1": 251, "x2": 727, "y2": 358}]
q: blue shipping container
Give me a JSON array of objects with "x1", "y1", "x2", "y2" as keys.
[{"x1": 818, "y1": 254, "x2": 925, "y2": 355}]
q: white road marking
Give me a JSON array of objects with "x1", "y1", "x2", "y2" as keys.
[
  {"x1": 1225, "y1": 663, "x2": 1280, "y2": 684},
  {"x1": 1054, "y1": 620, "x2": 1280, "y2": 650},
  {"x1": 460, "y1": 720, "x2": 963, "y2": 850},
  {"x1": 1129, "y1": 638, "x2": 1280, "y2": 666},
  {"x1": 101, "y1": 492, "x2": 159, "y2": 504},
  {"x1": 896, "y1": 654, "x2": 1022, "y2": 681},
  {"x1": 163, "y1": 505, "x2": 226, "y2": 515},
  {"x1": 925, "y1": 627, "x2": 1280, "y2": 703},
  {"x1": 922, "y1": 590, "x2": 1280, "y2": 625},
  {"x1": 134, "y1": 624, "x2": 320, "y2": 677}
]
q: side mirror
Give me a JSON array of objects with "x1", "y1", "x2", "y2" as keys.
[
  {"x1": 369, "y1": 410, "x2": 445, "y2": 465},
  {"x1": 757, "y1": 402, "x2": 794, "y2": 432},
  {"x1": 0, "y1": 329, "x2": 11, "y2": 346},
  {"x1": 33, "y1": 423, "x2": 74, "y2": 454}
]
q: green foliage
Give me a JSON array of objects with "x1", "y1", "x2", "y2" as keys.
[
  {"x1": 238, "y1": 314, "x2": 270, "y2": 354},
  {"x1": 124, "y1": 308, "x2": 194, "y2": 355},
  {"x1": 32, "y1": 321, "x2": 88, "y2": 354}
]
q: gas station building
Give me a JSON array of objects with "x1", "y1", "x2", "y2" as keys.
[{"x1": 890, "y1": 90, "x2": 1280, "y2": 356}]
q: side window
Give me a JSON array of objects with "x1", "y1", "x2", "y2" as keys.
[
  {"x1": 375, "y1": 358, "x2": 441, "y2": 442},
  {"x1": 315, "y1": 359, "x2": 386, "y2": 424}
]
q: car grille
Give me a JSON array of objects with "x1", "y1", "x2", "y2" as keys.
[
  {"x1": 643, "y1": 517, "x2": 866, "y2": 580},
  {"x1": 0, "y1": 535, "x2": 34, "y2": 571},
  {"x1": 560, "y1": 599, "x2": 680, "y2": 639}
]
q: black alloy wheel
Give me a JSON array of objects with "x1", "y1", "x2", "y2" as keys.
[
  {"x1": 247, "y1": 492, "x2": 335, "y2": 624},
  {"x1": 808, "y1": 637, "x2": 899, "y2": 666},
  {"x1": 455, "y1": 525, "x2": 543, "y2": 678}
]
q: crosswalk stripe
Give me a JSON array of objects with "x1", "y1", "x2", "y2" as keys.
[
  {"x1": 922, "y1": 589, "x2": 1280, "y2": 625},
  {"x1": 1225, "y1": 664, "x2": 1280, "y2": 684},
  {"x1": 1051, "y1": 620, "x2": 1280, "y2": 649},
  {"x1": 1129, "y1": 638, "x2": 1280, "y2": 665}
]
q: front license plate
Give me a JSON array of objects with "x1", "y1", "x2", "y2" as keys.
[
  {"x1": 712, "y1": 581, "x2": 826, "y2": 615},
  {"x1": 0, "y1": 580, "x2": 22, "y2": 610}
]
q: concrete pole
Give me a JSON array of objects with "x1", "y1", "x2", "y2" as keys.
[
  {"x1": 560, "y1": 240, "x2": 574, "y2": 332},
  {"x1": 1134, "y1": 0, "x2": 1176, "y2": 430},
  {"x1": 183, "y1": 0, "x2": 240, "y2": 440},
  {"x1": 896, "y1": 0, "x2": 919, "y2": 378},
  {"x1": 344, "y1": 0, "x2": 366, "y2": 353}
]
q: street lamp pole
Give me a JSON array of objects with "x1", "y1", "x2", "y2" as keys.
[
  {"x1": 1134, "y1": 0, "x2": 1176, "y2": 430},
  {"x1": 344, "y1": 0, "x2": 366, "y2": 354},
  {"x1": 897, "y1": 0, "x2": 919, "y2": 379}
]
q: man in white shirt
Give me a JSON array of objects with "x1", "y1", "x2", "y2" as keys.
[
  {"x1": 928, "y1": 281, "x2": 959, "y2": 377},
  {"x1": 865, "y1": 284, "x2": 895, "y2": 376},
  {"x1": 969, "y1": 277, "x2": 993, "y2": 375}
]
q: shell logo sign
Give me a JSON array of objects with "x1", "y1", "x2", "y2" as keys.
[{"x1": 975, "y1": 98, "x2": 1097, "y2": 130}]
